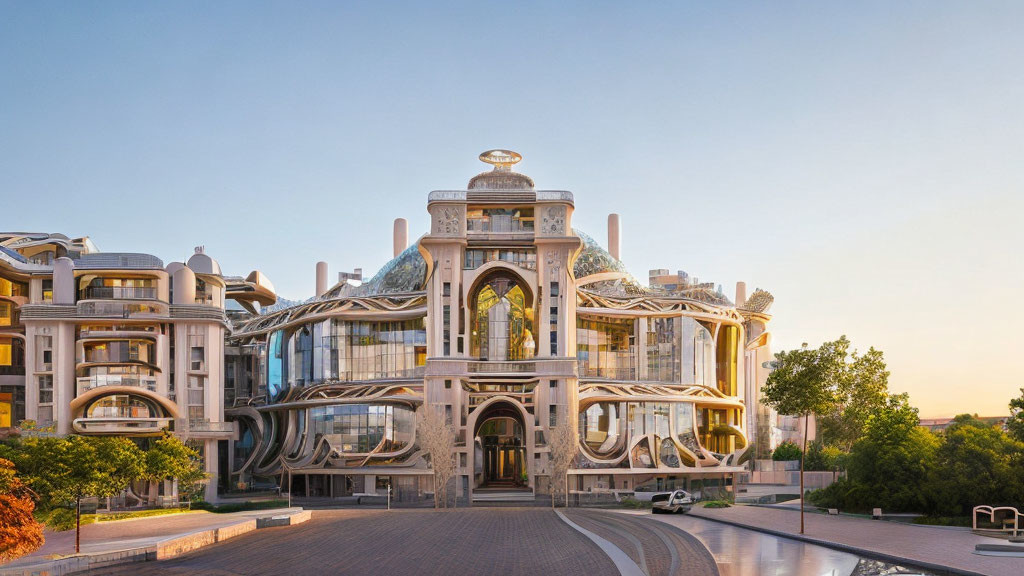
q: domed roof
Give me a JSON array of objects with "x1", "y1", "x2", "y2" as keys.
[
  {"x1": 186, "y1": 247, "x2": 221, "y2": 275},
  {"x1": 573, "y1": 229, "x2": 630, "y2": 278},
  {"x1": 468, "y1": 149, "x2": 535, "y2": 190},
  {"x1": 351, "y1": 241, "x2": 427, "y2": 296}
]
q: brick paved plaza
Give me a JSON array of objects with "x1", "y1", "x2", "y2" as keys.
[{"x1": 84, "y1": 509, "x2": 631, "y2": 576}]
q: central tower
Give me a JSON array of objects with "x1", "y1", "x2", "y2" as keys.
[{"x1": 421, "y1": 151, "x2": 580, "y2": 500}]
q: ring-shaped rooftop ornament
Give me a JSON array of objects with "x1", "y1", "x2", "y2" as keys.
[{"x1": 479, "y1": 149, "x2": 522, "y2": 168}]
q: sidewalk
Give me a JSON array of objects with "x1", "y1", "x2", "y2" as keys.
[
  {"x1": 1, "y1": 507, "x2": 307, "y2": 575},
  {"x1": 685, "y1": 504, "x2": 1020, "y2": 576}
]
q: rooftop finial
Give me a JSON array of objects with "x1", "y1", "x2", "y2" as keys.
[{"x1": 479, "y1": 149, "x2": 522, "y2": 170}]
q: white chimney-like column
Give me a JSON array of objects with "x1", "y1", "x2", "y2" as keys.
[
  {"x1": 608, "y1": 213, "x2": 621, "y2": 261},
  {"x1": 393, "y1": 218, "x2": 408, "y2": 258},
  {"x1": 53, "y1": 257, "x2": 75, "y2": 304},
  {"x1": 316, "y1": 261, "x2": 328, "y2": 298},
  {"x1": 735, "y1": 281, "x2": 747, "y2": 307}
]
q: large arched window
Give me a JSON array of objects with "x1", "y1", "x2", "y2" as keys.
[{"x1": 470, "y1": 272, "x2": 534, "y2": 361}]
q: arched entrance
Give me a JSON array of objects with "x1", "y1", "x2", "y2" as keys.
[{"x1": 473, "y1": 401, "x2": 527, "y2": 489}]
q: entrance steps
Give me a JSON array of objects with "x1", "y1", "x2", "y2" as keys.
[{"x1": 472, "y1": 489, "x2": 536, "y2": 504}]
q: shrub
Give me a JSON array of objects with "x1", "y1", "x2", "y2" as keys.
[
  {"x1": 702, "y1": 500, "x2": 731, "y2": 508},
  {"x1": 771, "y1": 441, "x2": 802, "y2": 461},
  {"x1": 0, "y1": 458, "x2": 44, "y2": 562},
  {"x1": 47, "y1": 507, "x2": 77, "y2": 532}
]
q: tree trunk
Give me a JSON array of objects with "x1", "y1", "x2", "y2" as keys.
[
  {"x1": 75, "y1": 495, "x2": 81, "y2": 554},
  {"x1": 800, "y1": 412, "x2": 807, "y2": 535}
]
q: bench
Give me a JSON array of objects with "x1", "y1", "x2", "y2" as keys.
[
  {"x1": 827, "y1": 508, "x2": 839, "y2": 516},
  {"x1": 872, "y1": 508, "x2": 882, "y2": 520}
]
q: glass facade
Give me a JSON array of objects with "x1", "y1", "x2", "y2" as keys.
[
  {"x1": 646, "y1": 317, "x2": 680, "y2": 382},
  {"x1": 577, "y1": 316, "x2": 634, "y2": 379},
  {"x1": 85, "y1": 394, "x2": 159, "y2": 419},
  {"x1": 463, "y1": 249, "x2": 536, "y2": 271},
  {"x1": 470, "y1": 275, "x2": 534, "y2": 361},
  {"x1": 311, "y1": 403, "x2": 414, "y2": 454}
]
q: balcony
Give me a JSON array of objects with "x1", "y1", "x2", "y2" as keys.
[
  {"x1": 81, "y1": 286, "x2": 158, "y2": 300},
  {"x1": 179, "y1": 419, "x2": 235, "y2": 438},
  {"x1": 77, "y1": 375, "x2": 158, "y2": 396},
  {"x1": 467, "y1": 360, "x2": 536, "y2": 374},
  {"x1": 466, "y1": 217, "x2": 534, "y2": 239},
  {"x1": 77, "y1": 301, "x2": 168, "y2": 319},
  {"x1": 72, "y1": 416, "x2": 174, "y2": 435},
  {"x1": 577, "y1": 361, "x2": 636, "y2": 381}
]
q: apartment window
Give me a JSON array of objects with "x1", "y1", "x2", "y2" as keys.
[
  {"x1": 443, "y1": 305, "x2": 451, "y2": 356},
  {"x1": 37, "y1": 336, "x2": 53, "y2": 371},
  {"x1": 190, "y1": 347, "x2": 204, "y2": 371},
  {"x1": 0, "y1": 302, "x2": 11, "y2": 327},
  {"x1": 550, "y1": 331, "x2": 558, "y2": 356},
  {"x1": 442, "y1": 282, "x2": 451, "y2": 297},
  {"x1": 38, "y1": 375, "x2": 53, "y2": 404},
  {"x1": 187, "y1": 376, "x2": 205, "y2": 424},
  {"x1": 549, "y1": 404, "x2": 558, "y2": 427},
  {"x1": 445, "y1": 404, "x2": 453, "y2": 426},
  {"x1": 42, "y1": 279, "x2": 53, "y2": 303},
  {"x1": 444, "y1": 379, "x2": 452, "y2": 389},
  {"x1": 549, "y1": 379, "x2": 557, "y2": 389},
  {"x1": 550, "y1": 282, "x2": 559, "y2": 298}
]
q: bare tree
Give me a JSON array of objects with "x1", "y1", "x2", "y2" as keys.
[
  {"x1": 548, "y1": 421, "x2": 578, "y2": 508},
  {"x1": 417, "y1": 403, "x2": 457, "y2": 508}
]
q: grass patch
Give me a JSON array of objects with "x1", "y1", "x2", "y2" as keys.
[
  {"x1": 702, "y1": 500, "x2": 731, "y2": 509},
  {"x1": 912, "y1": 516, "x2": 973, "y2": 527},
  {"x1": 96, "y1": 508, "x2": 199, "y2": 522},
  {"x1": 193, "y1": 499, "x2": 290, "y2": 514}
]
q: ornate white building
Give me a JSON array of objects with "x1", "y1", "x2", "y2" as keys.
[{"x1": 0, "y1": 150, "x2": 775, "y2": 504}]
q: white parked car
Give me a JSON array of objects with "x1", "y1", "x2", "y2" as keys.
[{"x1": 651, "y1": 490, "x2": 694, "y2": 514}]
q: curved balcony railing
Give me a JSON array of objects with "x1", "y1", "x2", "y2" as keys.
[
  {"x1": 72, "y1": 416, "x2": 174, "y2": 435},
  {"x1": 77, "y1": 375, "x2": 158, "y2": 396},
  {"x1": 81, "y1": 286, "x2": 158, "y2": 300}
]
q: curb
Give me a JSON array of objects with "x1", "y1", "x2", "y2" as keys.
[
  {"x1": 686, "y1": 511, "x2": 988, "y2": 576},
  {"x1": 0, "y1": 509, "x2": 310, "y2": 576}
]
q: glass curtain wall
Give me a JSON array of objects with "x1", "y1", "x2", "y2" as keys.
[
  {"x1": 577, "y1": 316, "x2": 635, "y2": 379},
  {"x1": 646, "y1": 317, "x2": 680, "y2": 383},
  {"x1": 310, "y1": 404, "x2": 414, "y2": 454},
  {"x1": 470, "y1": 275, "x2": 534, "y2": 361}
]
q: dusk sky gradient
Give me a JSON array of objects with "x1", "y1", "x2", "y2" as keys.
[{"x1": 2, "y1": 1, "x2": 1022, "y2": 417}]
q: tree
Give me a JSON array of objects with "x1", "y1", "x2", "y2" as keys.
[
  {"x1": 548, "y1": 422, "x2": 578, "y2": 508},
  {"x1": 925, "y1": 416, "x2": 1024, "y2": 516},
  {"x1": 143, "y1": 432, "x2": 207, "y2": 502},
  {"x1": 416, "y1": 404, "x2": 456, "y2": 508},
  {"x1": 813, "y1": 337, "x2": 890, "y2": 451},
  {"x1": 771, "y1": 441, "x2": 802, "y2": 461},
  {"x1": 0, "y1": 457, "x2": 44, "y2": 562},
  {"x1": 3, "y1": 436, "x2": 145, "y2": 553},
  {"x1": 761, "y1": 341, "x2": 842, "y2": 534},
  {"x1": 1007, "y1": 388, "x2": 1024, "y2": 443}
]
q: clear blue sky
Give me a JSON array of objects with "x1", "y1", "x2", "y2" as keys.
[{"x1": 2, "y1": 1, "x2": 1022, "y2": 417}]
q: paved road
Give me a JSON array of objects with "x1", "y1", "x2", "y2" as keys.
[
  {"x1": 681, "y1": 505, "x2": 1020, "y2": 576},
  {"x1": 565, "y1": 509, "x2": 719, "y2": 576},
  {"x1": 84, "y1": 508, "x2": 622, "y2": 576}
]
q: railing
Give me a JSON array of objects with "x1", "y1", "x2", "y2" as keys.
[
  {"x1": 0, "y1": 365, "x2": 25, "y2": 376},
  {"x1": 78, "y1": 301, "x2": 168, "y2": 318},
  {"x1": 973, "y1": 505, "x2": 1022, "y2": 537},
  {"x1": 467, "y1": 360, "x2": 536, "y2": 374},
  {"x1": 577, "y1": 361, "x2": 636, "y2": 380},
  {"x1": 77, "y1": 375, "x2": 157, "y2": 395},
  {"x1": 466, "y1": 218, "x2": 534, "y2": 234},
  {"x1": 81, "y1": 286, "x2": 158, "y2": 300},
  {"x1": 184, "y1": 419, "x2": 235, "y2": 434},
  {"x1": 72, "y1": 417, "x2": 174, "y2": 434},
  {"x1": 324, "y1": 366, "x2": 427, "y2": 381}
]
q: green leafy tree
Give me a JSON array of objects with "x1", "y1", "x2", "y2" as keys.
[
  {"x1": 813, "y1": 337, "x2": 891, "y2": 451},
  {"x1": 761, "y1": 341, "x2": 842, "y2": 534},
  {"x1": 143, "y1": 432, "x2": 207, "y2": 502},
  {"x1": 803, "y1": 441, "x2": 847, "y2": 472},
  {"x1": 1007, "y1": 388, "x2": 1024, "y2": 443},
  {"x1": 925, "y1": 416, "x2": 1024, "y2": 516},
  {"x1": 3, "y1": 436, "x2": 145, "y2": 553},
  {"x1": 771, "y1": 441, "x2": 802, "y2": 461}
]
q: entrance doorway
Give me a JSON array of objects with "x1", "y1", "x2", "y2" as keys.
[{"x1": 473, "y1": 402, "x2": 528, "y2": 490}]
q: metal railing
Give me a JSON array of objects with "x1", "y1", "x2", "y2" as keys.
[
  {"x1": 81, "y1": 286, "x2": 158, "y2": 300},
  {"x1": 466, "y1": 218, "x2": 534, "y2": 234},
  {"x1": 77, "y1": 375, "x2": 158, "y2": 395},
  {"x1": 184, "y1": 419, "x2": 235, "y2": 433},
  {"x1": 467, "y1": 360, "x2": 536, "y2": 374},
  {"x1": 577, "y1": 361, "x2": 636, "y2": 380}
]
